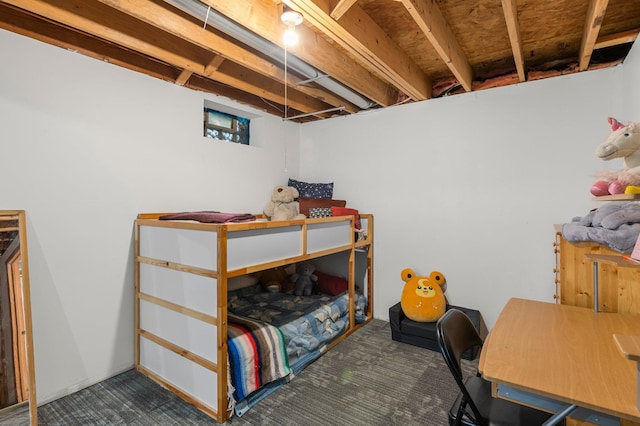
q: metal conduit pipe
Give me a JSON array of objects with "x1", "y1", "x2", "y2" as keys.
[{"x1": 165, "y1": 0, "x2": 377, "y2": 110}]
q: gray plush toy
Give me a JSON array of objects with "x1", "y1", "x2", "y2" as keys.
[{"x1": 290, "y1": 262, "x2": 318, "y2": 296}]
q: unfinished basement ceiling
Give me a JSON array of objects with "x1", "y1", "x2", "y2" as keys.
[{"x1": 1, "y1": 0, "x2": 639, "y2": 122}]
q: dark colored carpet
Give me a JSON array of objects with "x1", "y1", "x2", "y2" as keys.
[{"x1": 36, "y1": 319, "x2": 476, "y2": 425}]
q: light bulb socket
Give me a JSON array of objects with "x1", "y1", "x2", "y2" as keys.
[{"x1": 281, "y1": 10, "x2": 303, "y2": 27}]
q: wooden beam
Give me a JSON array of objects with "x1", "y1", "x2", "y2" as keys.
[
  {"x1": 205, "y1": 0, "x2": 397, "y2": 107},
  {"x1": 284, "y1": 0, "x2": 431, "y2": 100},
  {"x1": 175, "y1": 70, "x2": 192, "y2": 86},
  {"x1": 500, "y1": 0, "x2": 526, "y2": 82},
  {"x1": 578, "y1": 0, "x2": 609, "y2": 71},
  {"x1": 97, "y1": 0, "x2": 357, "y2": 113},
  {"x1": 594, "y1": 29, "x2": 639, "y2": 50},
  {"x1": 400, "y1": 0, "x2": 472, "y2": 92},
  {"x1": 203, "y1": 55, "x2": 226, "y2": 75},
  {"x1": 0, "y1": 5, "x2": 289, "y2": 117},
  {"x1": 187, "y1": 75, "x2": 286, "y2": 117},
  {"x1": 330, "y1": 0, "x2": 357, "y2": 20},
  {"x1": 5, "y1": 0, "x2": 210, "y2": 71},
  {"x1": 210, "y1": 60, "x2": 336, "y2": 114},
  {"x1": 4, "y1": 0, "x2": 332, "y2": 115},
  {"x1": 0, "y1": 4, "x2": 188, "y2": 84}
]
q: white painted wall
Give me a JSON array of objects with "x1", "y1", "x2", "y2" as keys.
[
  {"x1": 3, "y1": 24, "x2": 639, "y2": 409},
  {"x1": 299, "y1": 41, "x2": 639, "y2": 330},
  {"x1": 621, "y1": 39, "x2": 640, "y2": 115},
  {"x1": 0, "y1": 30, "x2": 298, "y2": 404}
]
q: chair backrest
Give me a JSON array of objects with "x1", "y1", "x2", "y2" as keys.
[{"x1": 437, "y1": 309, "x2": 485, "y2": 425}]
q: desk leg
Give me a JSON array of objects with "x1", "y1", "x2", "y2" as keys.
[
  {"x1": 543, "y1": 404, "x2": 577, "y2": 426},
  {"x1": 593, "y1": 261, "x2": 599, "y2": 313},
  {"x1": 497, "y1": 384, "x2": 620, "y2": 426}
]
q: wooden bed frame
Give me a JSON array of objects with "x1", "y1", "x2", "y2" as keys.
[{"x1": 134, "y1": 213, "x2": 373, "y2": 423}]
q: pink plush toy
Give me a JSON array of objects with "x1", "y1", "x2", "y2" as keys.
[{"x1": 591, "y1": 117, "x2": 640, "y2": 196}]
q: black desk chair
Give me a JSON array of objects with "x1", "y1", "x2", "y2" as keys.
[{"x1": 436, "y1": 309, "x2": 560, "y2": 426}]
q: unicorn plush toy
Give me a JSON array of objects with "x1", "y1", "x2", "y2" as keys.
[{"x1": 591, "y1": 117, "x2": 640, "y2": 196}]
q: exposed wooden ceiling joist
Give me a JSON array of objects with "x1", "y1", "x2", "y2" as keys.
[
  {"x1": 203, "y1": 55, "x2": 226, "y2": 76},
  {"x1": 0, "y1": 4, "x2": 186, "y2": 84},
  {"x1": 5, "y1": 0, "x2": 337, "y2": 115},
  {"x1": 500, "y1": 0, "x2": 526, "y2": 82},
  {"x1": 400, "y1": 0, "x2": 473, "y2": 92},
  {"x1": 594, "y1": 28, "x2": 639, "y2": 49},
  {"x1": 283, "y1": 0, "x2": 432, "y2": 100},
  {"x1": 204, "y1": 0, "x2": 397, "y2": 107},
  {"x1": 579, "y1": 0, "x2": 610, "y2": 71},
  {"x1": 2, "y1": 0, "x2": 639, "y2": 123},
  {"x1": 0, "y1": 4, "x2": 286, "y2": 117},
  {"x1": 97, "y1": 0, "x2": 357, "y2": 113},
  {"x1": 330, "y1": 0, "x2": 357, "y2": 20},
  {"x1": 175, "y1": 69, "x2": 192, "y2": 85}
]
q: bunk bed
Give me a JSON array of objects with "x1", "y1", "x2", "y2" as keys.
[{"x1": 134, "y1": 213, "x2": 373, "y2": 423}]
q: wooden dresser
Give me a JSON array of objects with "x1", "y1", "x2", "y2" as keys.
[
  {"x1": 554, "y1": 225, "x2": 640, "y2": 315},
  {"x1": 554, "y1": 224, "x2": 640, "y2": 426}
]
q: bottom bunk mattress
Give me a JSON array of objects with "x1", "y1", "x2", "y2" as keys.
[{"x1": 227, "y1": 283, "x2": 367, "y2": 415}]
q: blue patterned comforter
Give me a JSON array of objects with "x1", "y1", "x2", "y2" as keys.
[{"x1": 228, "y1": 284, "x2": 367, "y2": 368}]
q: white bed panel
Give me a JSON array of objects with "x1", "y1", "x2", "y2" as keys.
[
  {"x1": 139, "y1": 263, "x2": 217, "y2": 316},
  {"x1": 307, "y1": 221, "x2": 351, "y2": 253},
  {"x1": 226, "y1": 226, "x2": 302, "y2": 269},
  {"x1": 139, "y1": 299, "x2": 217, "y2": 363},
  {"x1": 139, "y1": 336, "x2": 218, "y2": 410},
  {"x1": 139, "y1": 225, "x2": 217, "y2": 270},
  {"x1": 360, "y1": 216, "x2": 369, "y2": 232}
]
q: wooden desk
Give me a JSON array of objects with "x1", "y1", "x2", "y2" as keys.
[{"x1": 479, "y1": 298, "x2": 640, "y2": 425}]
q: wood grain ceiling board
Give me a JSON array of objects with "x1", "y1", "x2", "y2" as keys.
[
  {"x1": 360, "y1": 1, "x2": 448, "y2": 79},
  {"x1": 516, "y1": 0, "x2": 589, "y2": 68},
  {"x1": 599, "y1": 0, "x2": 640, "y2": 44}
]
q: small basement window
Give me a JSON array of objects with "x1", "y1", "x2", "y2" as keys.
[{"x1": 203, "y1": 108, "x2": 250, "y2": 145}]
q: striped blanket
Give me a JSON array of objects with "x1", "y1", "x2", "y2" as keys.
[{"x1": 227, "y1": 313, "x2": 291, "y2": 401}]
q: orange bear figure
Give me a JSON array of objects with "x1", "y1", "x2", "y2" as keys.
[{"x1": 400, "y1": 268, "x2": 447, "y2": 322}]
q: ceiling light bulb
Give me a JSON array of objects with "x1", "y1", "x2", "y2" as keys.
[
  {"x1": 284, "y1": 27, "x2": 298, "y2": 46},
  {"x1": 281, "y1": 10, "x2": 303, "y2": 46}
]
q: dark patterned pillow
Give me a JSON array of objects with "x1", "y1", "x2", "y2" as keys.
[
  {"x1": 309, "y1": 207, "x2": 333, "y2": 218},
  {"x1": 288, "y1": 178, "x2": 334, "y2": 199}
]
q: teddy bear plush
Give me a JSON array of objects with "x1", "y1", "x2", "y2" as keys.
[
  {"x1": 400, "y1": 268, "x2": 447, "y2": 322},
  {"x1": 290, "y1": 262, "x2": 318, "y2": 296},
  {"x1": 263, "y1": 186, "x2": 306, "y2": 221},
  {"x1": 255, "y1": 265, "x2": 296, "y2": 293}
]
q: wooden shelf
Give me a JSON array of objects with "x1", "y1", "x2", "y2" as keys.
[
  {"x1": 584, "y1": 253, "x2": 640, "y2": 268},
  {"x1": 592, "y1": 194, "x2": 640, "y2": 201}
]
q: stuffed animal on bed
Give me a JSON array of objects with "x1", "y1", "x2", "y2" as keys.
[
  {"x1": 290, "y1": 262, "x2": 318, "y2": 296},
  {"x1": 400, "y1": 268, "x2": 447, "y2": 322},
  {"x1": 591, "y1": 117, "x2": 640, "y2": 196},
  {"x1": 256, "y1": 265, "x2": 296, "y2": 293},
  {"x1": 263, "y1": 186, "x2": 306, "y2": 221}
]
